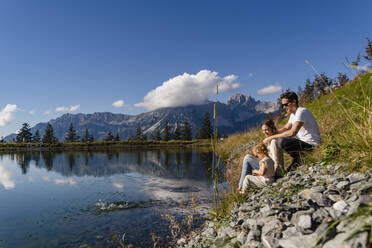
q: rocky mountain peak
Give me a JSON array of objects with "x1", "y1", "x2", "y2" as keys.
[{"x1": 227, "y1": 93, "x2": 256, "y2": 107}]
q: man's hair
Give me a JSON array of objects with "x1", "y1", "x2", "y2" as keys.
[
  {"x1": 252, "y1": 143, "x2": 269, "y2": 156},
  {"x1": 280, "y1": 91, "x2": 299, "y2": 106}
]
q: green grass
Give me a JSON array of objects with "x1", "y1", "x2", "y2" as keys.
[
  {"x1": 306, "y1": 72, "x2": 372, "y2": 172},
  {"x1": 217, "y1": 72, "x2": 372, "y2": 178}
]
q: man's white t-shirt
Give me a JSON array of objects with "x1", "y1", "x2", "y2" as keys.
[{"x1": 288, "y1": 107, "x2": 321, "y2": 146}]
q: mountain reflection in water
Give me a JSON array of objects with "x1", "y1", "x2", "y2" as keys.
[
  {"x1": 1, "y1": 148, "x2": 214, "y2": 180},
  {"x1": 0, "y1": 148, "x2": 224, "y2": 247}
]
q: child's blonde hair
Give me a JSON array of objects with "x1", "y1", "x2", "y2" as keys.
[{"x1": 252, "y1": 143, "x2": 269, "y2": 156}]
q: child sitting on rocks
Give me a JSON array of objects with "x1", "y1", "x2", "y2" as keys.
[{"x1": 240, "y1": 143, "x2": 275, "y2": 194}]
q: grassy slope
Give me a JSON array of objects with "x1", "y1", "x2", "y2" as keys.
[{"x1": 216, "y1": 72, "x2": 372, "y2": 191}]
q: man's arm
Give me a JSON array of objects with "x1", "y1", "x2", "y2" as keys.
[
  {"x1": 277, "y1": 122, "x2": 292, "y2": 134},
  {"x1": 264, "y1": 121, "x2": 304, "y2": 144}
]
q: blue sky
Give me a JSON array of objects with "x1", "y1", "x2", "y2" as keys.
[{"x1": 0, "y1": 0, "x2": 371, "y2": 137}]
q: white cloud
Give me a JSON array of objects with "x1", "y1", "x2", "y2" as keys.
[
  {"x1": 69, "y1": 105, "x2": 80, "y2": 111},
  {"x1": 55, "y1": 178, "x2": 77, "y2": 185},
  {"x1": 0, "y1": 104, "x2": 17, "y2": 127},
  {"x1": 0, "y1": 164, "x2": 15, "y2": 190},
  {"x1": 248, "y1": 73, "x2": 254, "y2": 78},
  {"x1": 56, "y1": 105, "x2": 80, "y2": 112},
  {"x1": 113, "y1": 182, "x2": 124, "y2": 190},
  {"x1": 112, "y1": 100, "x2": 126, "y2": 108},
  {"x1": 346, "y1": 64, "x2": 371, "y2": 72},
  {"x1": 256, "y1": 84, "x2": 282, "y2": 95},
  {"x1": 43, "y1": 110, "x2": 51, "y2": 115},
  {"x1": 135, "y1": 70, "x2": 239, "y2": 110},
  {"x1": 29, "y1": 110, "x2": 35, "y2": 115}
]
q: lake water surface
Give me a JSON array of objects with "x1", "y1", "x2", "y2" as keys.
[{"x1": 0, "y1": 148, "x2": 224, "y2": 247}]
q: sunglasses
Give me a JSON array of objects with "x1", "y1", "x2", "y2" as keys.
[{"x1": 281, "y1": 103, "x2": 290, "y2": 108}]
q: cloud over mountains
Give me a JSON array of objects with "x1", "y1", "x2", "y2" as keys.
[
  {"x1": 112, "y1": 100, "x2": 126, "y2": 108},
  {"x1": 256, "y1": 84, "x2": 282, "y2": 95},
  {"x1": 0, "y1": 104, "x2": 17, "y2": 127},
  {"x1": 135, "y1": 70, "x2": 239, "y2": 111},
  {"x1": 56, "y1": 105, "x2": 80, "y2": 112}
]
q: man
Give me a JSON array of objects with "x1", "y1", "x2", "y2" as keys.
[{"x1": 263, "y1": 91, "x2": 321, "y2": 172}]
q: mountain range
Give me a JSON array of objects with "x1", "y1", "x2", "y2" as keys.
[{"x1": 5, "y1": 94, "x2": 279, "y2": 141}]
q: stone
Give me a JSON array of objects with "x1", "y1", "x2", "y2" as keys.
[
  {"x1": 239, "y1": 203, "x2": 251, "y2": 212},
  {"x1": 278, "y1": 233, "x2": 318, "y2": 248},
  {"x1": 177, "y1": 238, "x2": 186, "y2": 245},
  {"x1": 322, "y1": 194, "x2": 335, "y2": 207},
  {"x1": 346, "y1": 195, "x2": 359, "y2": 203},
  {"x1": 260, "y1": 205, "x2": 272, "y2": 217},
  {"x1": 336, "y1": 181, "x2": 349, "y2": 190},
  {"x1": 261, "y1": 219, "x2": 283, "y2": 238},
  {"x1": 315, "y1": 221, "x2": 337, "y2": 244},
  {"x1": 203, "y1": 227, "x2": 217, "y2": 238},
  {"x1": 242, "y1": 218, "x2": 257, "y2": 231},
  {"x1": 217, "y1": 226, "x2": 236, "y2": 238},
  {"x1": 350, "y1": 181, "x2": 364, "y2": 191},
  {"x1": 328, "y1": 194, "x2": 342, "y2": 202},
  {"x1": 347, "y1": 173, "x2": 365, "y2": 183},
  {"x1": 312, "y1": 186, "x2": 326, "y2": 193},
  {"x1": 282, "y1": 226, "x2": 297, "y2": 239},
  {"x1": 261, "y1": 236, "x2": 279, "y2": 248},
  {"x1": 237, "y1": 231, "x2": 247, "y2": 245},
  {"x1": 244, "y1": 240, "x2": 263, "y2": 248},
  {"x1": 299, "y1": 189, "x2": 313, "y2": 199},
  {"x1": 332, "y1": 200, "x2": 349, "y2": 218},
  {"x1": 323, "y1": 231, "x2": 369, "y2": 248},
  {"x1": 358, "y1": 183, "x2": 372, "y2": 195},
  {"x1": 207, "y1": 221, "x2": 215, "y2": 228},
  {"x1": 297, "y1": 214, "x2": 313, "y2": 234},
  {"x1": 310, "y1": 192, "x2": 324, "y2": 207},
  {"x1": 312, "y1": 208, "x2": 330, "y2": 224},
  {"x1": 246, "y1": 227, "x2": 261, "y2": 242}
]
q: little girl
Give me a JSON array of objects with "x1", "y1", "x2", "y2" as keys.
[{"x1": 240, "y1": 143, "x2": 275, "y2": 194}]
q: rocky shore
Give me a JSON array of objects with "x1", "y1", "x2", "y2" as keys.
[{"x1": 176, "y1": 163, "x2": 372, "y2": 248}]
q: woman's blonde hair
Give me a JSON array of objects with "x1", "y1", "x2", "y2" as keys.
[{"x1": 252, "y1": 143, "x2": 269, "y2": 156}]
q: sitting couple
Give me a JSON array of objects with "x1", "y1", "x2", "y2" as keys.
[{"x1": 239, "y1": 91, "x2": 321, "y2": 193}]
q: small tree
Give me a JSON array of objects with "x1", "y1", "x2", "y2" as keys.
[
  {"x1": 16, "y1": 123, "x2": 33, "y2": 143},
  {"x1": 42, "y1": 123, "x2": 58, "y2": 144},
  {"x1": 163, "y1": 121, "x2": 171, "y2": 141},
  {"x1": 313, "y1": 73, "x2": 332, "y2": 97},
  {"x1": 337, "y1": 72, "x2": 349, "y2": 87},
  {"x1": 198, "y1": 112, "x2": 212, "y2": 139},
  {"x1": 105, "y1": 132, "x2": 114, "y2": 141},
  {"x1": 135, "y1": 125, "x2": 142, "y2": 141},
  {"x1": 363, "y1": 37, "x2": 372, "y2": 62},
  {"x1": 81, "y1": 128, "x2": 90, "y2": 142},
  {"x1": 114, "y1": 133, "x2": 120, "y2": 141},
  {"x1": 65, "y1": 123, "x2": 79, "y2": 142},
  {"x1": 174, "y1": 121, "x2": 182, "y2": 140},
  {"x1": 155, "y1": 129, "x2": 162, "y2": 141},
  {"x1": 32, "y1": 130, "x2": 41, "y2": 143},
  {"x1": 301, "y1": 78, "x2": 315, "y2": 103},
  {"x1": 182, "y1": 120, "x2": 192, "y2": 141}
]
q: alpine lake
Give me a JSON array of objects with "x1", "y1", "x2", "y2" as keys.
[{"x1": 0, "y1": 147, "x2": 226, "y2": 248}]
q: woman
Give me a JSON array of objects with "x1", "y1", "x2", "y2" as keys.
[{"x1": 237, "y1": 120, "x2": 284, "y2": 191}]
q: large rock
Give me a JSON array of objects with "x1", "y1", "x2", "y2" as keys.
[
  {"x1": 323, "y1": 231, "x2": 369, "y2": 248},
  {"x1": 278, "y1": 233, "x2": 318, "y2": 248},
  {"x1": 296, "y1": 214, "x2": 313, "y2": 234}
]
